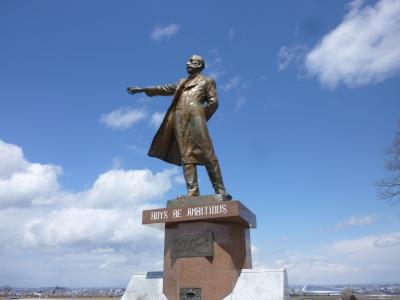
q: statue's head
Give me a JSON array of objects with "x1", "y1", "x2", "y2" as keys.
[{"x1": 186, "y1": 55, "x2": 205, "y2": 75}]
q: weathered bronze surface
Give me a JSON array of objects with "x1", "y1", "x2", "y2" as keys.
[
  {"x1": 127, "y1": 55, "x2": 231, "y2": 200},
  {"x1": 172, "y1": 232, "x2": 213, "y2": 258},
  {"x1": 180, "y1": 288, "x2": 201, "y2": 300}
]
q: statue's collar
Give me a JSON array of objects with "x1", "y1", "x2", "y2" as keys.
[{"x1": 185, "y1": 74, "x2": 205, "y2": 88}]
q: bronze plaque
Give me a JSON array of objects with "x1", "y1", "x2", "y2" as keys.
[
  {"x1": 180, "y1": 287, "x2": 201, "y2": 300},
  {"x1": 172, "y1": 232, "x2": 213, "y2": 258}
]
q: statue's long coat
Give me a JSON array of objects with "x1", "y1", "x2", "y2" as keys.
[{"x1": 145, "y1": 74, "x2": 219, "y2": 166}]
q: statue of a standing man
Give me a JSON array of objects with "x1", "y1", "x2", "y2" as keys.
[{"x1": 127, "y1": 55, "x2": 232, "y2": 200}]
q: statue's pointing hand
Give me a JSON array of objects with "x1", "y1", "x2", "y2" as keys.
[{"x1": 127, "y1": 86, "x2": 145, "y2": 95}]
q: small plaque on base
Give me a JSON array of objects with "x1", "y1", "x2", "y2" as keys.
[{"x1": 172, "y1": 232, "x2": 213, "y2": 258}]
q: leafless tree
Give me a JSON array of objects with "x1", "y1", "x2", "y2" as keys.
[{"x1": 377, "y1": 120, "x2": 400, "y2": 204}]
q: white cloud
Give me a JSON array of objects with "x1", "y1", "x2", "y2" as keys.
[
  {"x1": 228, "y1": 29, "x2": 235, "y2": 40},
  {"x1": 111, "y1": 156, "x2": 123, "y2": 169},
  {"x1": 207, "y1": 71, "x2": 222, "y2": 80},
  {"x1": 333, "y1": 214, "x2": 378, "y2": 230},
  {"x1": 0, "y1": 140, "x2": 27, "y2": 178},
  {"x1": 205, "y1": 52, "x2": 251, "y2": 110},
  {"x1": 268, "y1": 253, "x2": 358, "y2": 284},
  {"x1": 150, "y1": 112, "x2": 165, "y2": 128},
  {"x1": 256, "y1": 232, "x2": 400, "y2": 284},
  {"x1": 99, "y1": 255, "x2": 128, "y2": 269},
  {"x1": 99, "y1": 107, "x2": 146, "y2": 129},
  {"x1": 174, "y1": 174, "x2": 185, "y2": 184},
  {"x1": 306, "y1": 0, "x2": 400, "y2": 88},
  {"x1": 83, "y1": 168, "x2": 175, "y2": 208},
  {"x1": 23, "y1": 207, "x2": 163, "y2": 247},
  {"x1": 374, "y1": 233, "x2": 400, "y2": 247},
  {"x1": 0, "y1": 139, "x2": 176, "y2": 286},
  {"x1": 222, "y1": 76, "x2": 240, "y2": 92},
  {"x1": 127, "y1": 144, "x2": 147, "y2": 155},
  {"x1": 7, "y1": 164, "x2": 175, "y2": 247},
  {"x1": 328, "y1": 233, "x2": 400, "y2": 272},
  {"x1": 219, "y1": 75, "x2": 250, "y2": 110},
  {"x1": 151, "y1": 24, "x2": 180, "y2": 41},
  {"x1": 0, "y1": 140, "x2": 62, "y2": 208},
  {"x1": 235, "y1": 95, "x2": 247, "y2": 111},
  {"x1": 91, "y1": 247, "x2": 116, "y2": 254},
  {"x1": 277, "y1": 44, "x2": 308, "y2": 71},
  {"x1": 205, "y1": 50, "x2": 225, "y2": 80}
]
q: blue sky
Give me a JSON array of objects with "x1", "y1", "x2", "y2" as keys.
[{"x1": 1, "y1": 0, "x2": 400, "y2": 287}]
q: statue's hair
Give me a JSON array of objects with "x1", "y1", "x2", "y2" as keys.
[{"x1": 190, "y1": 54, "x2": 205, "y2": 71}]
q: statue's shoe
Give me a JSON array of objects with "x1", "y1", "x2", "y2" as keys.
[
  {"x1": 216, "y1": 191, "x2": 232, "y2": 201},
  {"x1": 177, "y1": 193, "x2": 199, "y2": 199}
]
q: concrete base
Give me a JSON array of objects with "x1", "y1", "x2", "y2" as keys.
[
  {"x1": 223, "y1": 269, "x2": 290, "y2": 300},
  {"x1": 122, "y1": 269, "x2": 289, "y2": 300},
  {"x1": 121, "y1": 272, "x2": 167, "y2": 300}
]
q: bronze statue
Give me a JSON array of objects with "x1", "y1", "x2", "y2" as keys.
[{"x1": 127, "y1": 55, "x2": 232, "y2": 200}]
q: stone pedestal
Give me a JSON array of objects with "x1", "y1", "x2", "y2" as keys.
[
  {"x1": 122, "y1": 196, "x2": 291, "y2": 299},
  {"x1": 163, "y1": 221, "x2": 252, "y2": 299},
  {"x1": 140, "y1": 196, "x2": 257, "y2": 300}
]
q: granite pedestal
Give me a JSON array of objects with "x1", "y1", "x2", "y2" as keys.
[{"x1": 122, "y1": 196, "x2": 289, "y2": 300}]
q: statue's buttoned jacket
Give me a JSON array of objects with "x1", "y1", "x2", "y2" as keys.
[{"x1": 145, "y1": 74, "x2": 219, "y2": 166}]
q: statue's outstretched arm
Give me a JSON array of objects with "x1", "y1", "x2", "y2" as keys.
[{"x1": 127, "y1": 84, "x2": 177, "y2": 97}]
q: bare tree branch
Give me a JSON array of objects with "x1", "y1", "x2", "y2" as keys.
[{"x1": 377, "y1": 120, "x2": 400, "y2": 204}]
